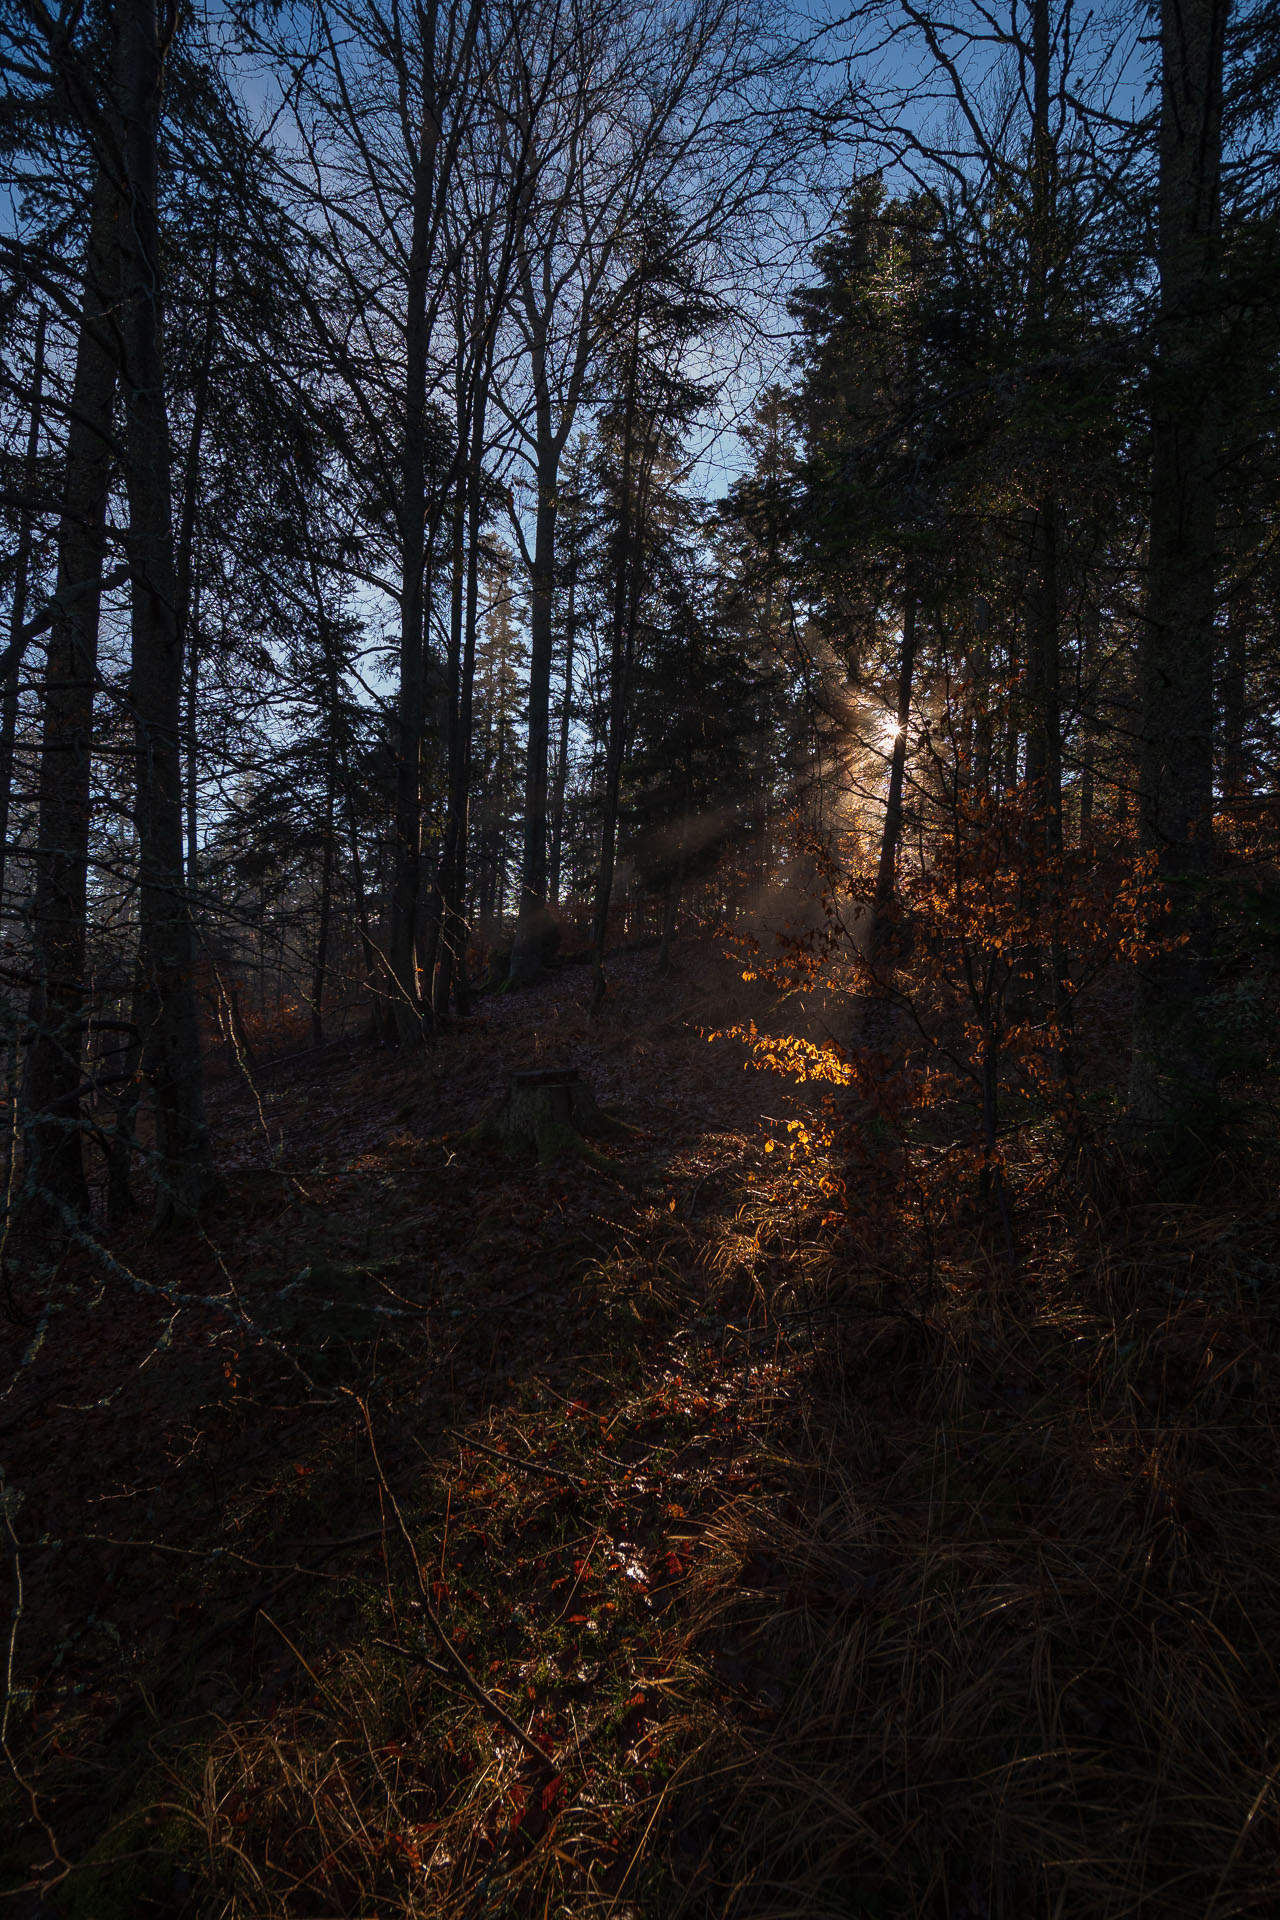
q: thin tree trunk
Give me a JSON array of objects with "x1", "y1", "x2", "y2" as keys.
[
  {"x1": 117, "y1": 0, "x2": 219, "y2": 1224},
  {"x1": 22, "y1": 168, "x2": 118, "y2": 1227},
  {"x1": 549, "y1": 531, "x2": 578, "y2": 907},
  {"x1": 338, "y1": 731, "x2": 377, "y2": 992},
  {"x1": 588, "y1": 544, "x2": 645, "y2": 1015},
  {"x1": 872, "y1": 594, "x2": 918, "y2": 930},
  {"x1": 0, "y1": 308, "x2": 46, "y2": 922},
  {"x1": 183, "y1": 570, "x2": 200, "y2": 884},
  {"x1": 176, "y1": 236, "x2": 217, "y2": 890},
  {"x1": 431, "y1": 486, "x2": 467, "y2": 1019},
  {"x1": 386, "y1": 24, "x2": 439, "y2": 1045},
  {"x1": 856, "y1": 594, "x2": 917, "y2": 1053},
  {"x1": 1129, "y1": 0, "x2": 1229, "y2": 1137},
  {"x1": 449, "y1": 357, "x2": 489, "y2": 1018},
  {"x1": 1, "y1": 311, "x2": 47, "y2": 1223},
  {"x1": 509, "y1": 417, "x2": 558, "y2": 987},
  {"x1": 1025, "y1": 496, "x2": 1072, "y2": 1062},
  {"x1": 590, "y1": 295, "x2": 646, "y2": 1017},
  {"x1": 1021, "y1": 0, "x2": 1071, "y2": 1054},
  {"x1": 657, "y1": 799, "x2": 687, "y2": 975},
  {"x1": 1024, "y1": 494, "x2": 1062, "y2": 850},
  {"x1": 312, "y1": 642, "x2": 339, "y2": 1046},
  {"x1": 1218, "y1": 572, "x2": 1250, "y2": 803},
  {"x1": 1077, "y1": 595, "x2": 1100, "y2": 841},
  {"x1": 1025, "y1": 0, "x2": 1061, "y2": 846}
]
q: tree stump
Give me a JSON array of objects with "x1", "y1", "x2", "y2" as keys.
[{"x1": 462, "y1": 1068, "x2": 631, "y2": 1165}]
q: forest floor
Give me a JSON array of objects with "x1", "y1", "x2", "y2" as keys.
[{"x1": 2, "y1": 935, "x2": 1280, "y2": 1920}]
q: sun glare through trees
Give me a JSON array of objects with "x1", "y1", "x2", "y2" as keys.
[{"x1": 2, "y1": 0, "x2": 1280, "y2": 1914}]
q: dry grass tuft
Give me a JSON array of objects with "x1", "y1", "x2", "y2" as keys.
[{"x1": 679, "y1": 1142, "x2": 1280, "y2": 1919}]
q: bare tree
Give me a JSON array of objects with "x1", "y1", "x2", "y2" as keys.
[
  {"x1": 497, "y1": 0, "x2": 814, "y2": 987},
  {"x1": 255, "y1": 0, "x2": 516, "y2": 1041}
]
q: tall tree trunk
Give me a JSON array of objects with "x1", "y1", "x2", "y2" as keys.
[
  {"x1": 449, "y1": 359, "x2": 489, "y2": 1018},
  {"x1": 588, "y1": 520, "x2": 647, "y2": 1010},
  {"x1": 1022, "y1": 0, "x2": 1070, "y2": 1056},
  {"x1": 1024, "y1": 495, "x2": 1062, "y2": 853},
  {"x1": 549, "y1": 536, "x2": 578, "y2": 908},
  {"x1": 2, "y1": 311, "x2": 47, "y2": 1220},
  {"x1": 1024, "y1": 0, "x2": 1060, "y2": 845},
  {"x1": 21, "y1": 170, "x2": 118, "y2": 1228},
  {"x1": 312, "y1": 636, "x2": 340, "y2": 1046},
  {"x1": 184, "y1": 563, "x2": 200, "y2": 882},
  {"x1": 509, "y1": 409, "x2": 558, "y2": 987},
  {"x1": 338, "y1": 726, "x2": 377, "y2": 993},
  {"x1": 386, "y1": 30, "x2": 439, "y2": 1045},
  {"x1": 872, "y1": 593, "x2": 918, "y2": 931},
  {"x1": 1218, "y1": 571, "x2": 1250, "y2": 804},
  {"x1": 1077, "y1": 595, "x2": 1100, "y2": 841},
  {"x1": 431, "y1": 484, "x2": 468, "y2": 1019},
  {"x1": 117, "y1": 0, "x2": 219, "y2": 1224},
  {"x1": 176, "y1": 235, "x2": 217, "y2": 890},
  {"x1": 856, "y1": 593, "x2": 917, "y2": 1053},
  {"x1": 1128, "y1": 0, "x2": 1229, "y2": 1137},
  {"x1": 1024, "y1": 496, "x2": 1072, "y2": 1062},
  {"x1": 0, "y1": 307, "x2": 46, "y2": 919},
  {"x1": 590, "y1": 296, "x2": 647, "y2": 1017}
]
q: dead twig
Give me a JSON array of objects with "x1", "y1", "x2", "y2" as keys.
[
  {"x1": 447, "y1": 1427, "x2": 586, "y2": 1486},
  {"x1": 372, "y1": 1635, "x2": 458, "y2": 1684}
]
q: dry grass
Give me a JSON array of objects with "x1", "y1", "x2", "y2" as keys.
[
  {"x1": 678, "y1": 1144, "x2": 1280, "y2": 1919},
  {"x1": 9, "y1": 944, "x2": 1280, "y2": 1920},
  {"x1": 169, "y1": 1122, "x2": 1280, "y2": 1919}
]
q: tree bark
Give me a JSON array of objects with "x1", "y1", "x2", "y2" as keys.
[
  {"x1": 448, "y1": 355, "x2": 489, "y2": 1017},
  {"x1": 855, "y1": 593, "x2": 917, "y2": 1053},
  {"x1": 590, "y1": 289, "x2": 649, "y2": 1017},
  {"x1": 1025, "y1": 497, "x2": 1072, "y2": 1063},
  {"x1": 1021, "y1": 0, "x2": 1070, "y2": 1057},
  {"x1": 0, "y1": 310, "x2": 47, "y2": 1213},
  {"x1": 1024, "y1": 494, "x2": 1062, "y2": 857},
  {"x1": 1024, "y1": 0, "x2": 1062, "y2": 854},
  {"x1": 549, "y1": 525, "x2": 579, "y2": 908},
  {"x1": 508, "y1": 413, "x2": 558, "y2": 987},
  {"x1": 311, "y1": 630, "x2": 340, "y2": 1046},
  {"x1": 117, "y1": 0, "x2": 219, "y2": 1223},
  {"x1": 175, "y1": 233, "x2": 217, "y2": 890},
  {"x1": 428, "y1": 484, "x2": 467, "y2": 1020},
  {"x1": 1128, "y1": 0, "x2": 1229, "y2": 1138},
  {"x1": 1218, "y1": 570, "x2": 1250, "y2": 804},
  {"x1": 386, "y1": 16, "x2": 440, "y2": 1045},
  {"x1": 872, "y1": 593, "x2": 918, "y2": 931},
  {"x1": 1076, "y1": 595, "x2": 1100, "y2": 842},
  {"x1": 21, "y1": 168, "x2": 118, "y2": 1227},
  {"x1": 0, "y1": 307, "x2": 46, "y2": 921}
]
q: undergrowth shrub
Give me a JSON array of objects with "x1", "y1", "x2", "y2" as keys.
[{"x1": 723, "y1": 787, "x2": 1186, "y2": 1257}]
